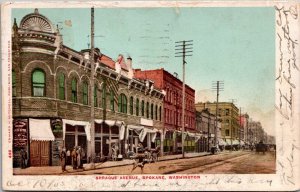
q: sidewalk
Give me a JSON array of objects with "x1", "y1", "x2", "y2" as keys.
[{"x1": 13, "y1": 151, "x2": 211, "y2": 175}]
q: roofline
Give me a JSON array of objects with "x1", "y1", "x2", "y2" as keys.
[{"x1": 135, "y1": 68, "x2": 195, "y2": 92}]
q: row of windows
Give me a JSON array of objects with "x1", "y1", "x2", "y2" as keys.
[
  {"x1": 12, "y1": 69, "x2": 162, "y2": 121},
  {"x1": 165, "y1": 108, "x2": 195, "y2": 128},
  {"x1": 165, "y1": 88, "x2": 194, "y2": 111}
]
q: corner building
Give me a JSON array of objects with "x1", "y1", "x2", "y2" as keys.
[{"x1": 12, "y1": 9, "x2": 164, "y2": 167}]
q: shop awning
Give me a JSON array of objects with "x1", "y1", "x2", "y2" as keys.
[
  {"x1": 233, "y1": 140, "x2": 239, "y2": 145},
  {"x1": 94, "y1": 119, "x2": 124, "y2": 127},
  {"x1": 29, "y1": 119, "x2": 55, "y2": 141},
  {"x1": 218, "y1": 138, "x2": 227, "y2": 146},
  {"x1": 126, "y1": 125, "x2": 159, "y2": 142},
  {"x1": 139, "y1": 128, "x2": 158, "y2": 142},
  {"x1": 225, "y1": 139, "x2": 231, "y2": 145},
  {"x1": 95, "y1": 119, "x2": 125, "y2": 140},
  {"x1": 62, "y1": 119, "x2": 91, "y2": 141},
  {"x1": 126, "y1": 125, "x2": 144, "y2": 140}
]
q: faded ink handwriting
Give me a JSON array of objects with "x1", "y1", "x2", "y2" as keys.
[
  {"x1": 5, "y1": 175, "x2": 275, "y2": 190},
  {"x1": 275, "y1": 4, "x2": 299, "y2": 187},
  {"x1": 275, "y1": 4, "x2": 298, "y2": 120},
  {"x1": 248, "y1": 177, "x2": 273, "y2": 187}
]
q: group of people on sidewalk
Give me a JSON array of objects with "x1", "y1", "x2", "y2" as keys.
[{"x1": 59, "y1": 146, "x2": 85, "y2": 172}]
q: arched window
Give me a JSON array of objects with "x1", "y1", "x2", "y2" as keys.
[
  {"x1": 94, "y1": 85, "x2": 98, "y2": 107},
  {"x1": 146, "y1": 102, "x2": 149, "y2": 118},
  {"x1": 130, "y1": 96, "x2": 133, "y2": 115},
  {"x1": 155, "y1": 105, "x2": 158, "y2": 120},
  {"x1": 141, "y1": 100, "x2": 145, "y2": 116},
  {"x1": 118, "y1": 93, "x2": 127, "y2": 113},
  {"x1": 102, "y1": 82, "x2": 106, "y2": 109},
  {"x1": 110, "y1": 91, "x2": 115, "y2": 111},
  {"x1": 82, "y1": 82, "x2": 88, "y2": 105},
  {"x1": 58, "y1": 73, "x2": 65, "y2": 100},
  {"x1": 71, "y1": 78, "x2": 77, "y2": 102},
  {"x1": 32, "y1": 69, "x2": 45, "y2": 97},
  {"x1": 12, "y1": 70, "x2": 16, "y2": 97},
  {"x1": 151, "y1": 103, "x2": 154, "y2": 119},
  {"x1": 159, "y1": 106, "x2": 162, "y2": 121},
  {"x1": 136, "y1": 98, "x2": 139, "y2": 116}
]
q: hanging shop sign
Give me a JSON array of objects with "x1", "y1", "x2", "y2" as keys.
[{"x1": 51, "y1": 119, "x2": 63, "y2": 138}]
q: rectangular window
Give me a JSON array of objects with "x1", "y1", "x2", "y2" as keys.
[
  {"x1": 130, "y1": 97, "x2": 133, "y2": 115},
  {"x1": 32, "y1": 70, "x2": 45, "y2": 97},
  {"x1": 110, "y1": 91, "x2": 114, "y2": 111},
  {"x1": 225, "y1": 129, "x2": 230, "y2": 136},
  {"x1": 94, "y1": 86, "x2": 98, "y2": 107},
  {"x1": 58, "y1": 74, "x2": 65, "y2": 100},
  {"x1": 225, "y1": 109, "x2": 230, "y2": 116},
  {"x1": 83, "y1": 83, "x2": 88, "y2": 105},
  {"x1": 71, "y1": 79, "x2": 77, "y2": 103},
  {"x1": 150, "y1": 104, "x2": 153, "y2": 119},
  {"x1": 159, "y1": 106, "x2": 161, "y2": 121},
  {"x1": 102, "y1": 83, "x2": 106, "y2": 109},
  {"x1": 136, "y1": 99, "x2": 139, "y2": 116},
  {"x1": 141, "y1": 101, "x2": 145, "y2": 116}
]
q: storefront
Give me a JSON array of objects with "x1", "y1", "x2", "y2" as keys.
[
  {"x1": 29, "y1": 119, "x2": 55, "y2": 167},
  {"x1": 94, "y1": 119, "x2": 125, "y2": 159},
  {"x1": 126, "y1": 118, "x2": 161, "y2": 154},
  {"x1": 163, "y1": 130, "x2": 173, "y2": 154},
  {"x1": 62, "y1": 119, "x2": 90, "y2": 163}
]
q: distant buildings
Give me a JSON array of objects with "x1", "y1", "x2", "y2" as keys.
[
  {"x1": 248, "y1": 120, "x2": 264, "y2": 144},
  {"x1": 239, "y1": 113, "x2": 249, "y2": 144}
]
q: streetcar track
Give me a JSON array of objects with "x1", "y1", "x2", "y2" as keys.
[
  {"x1": 175, "y1": 153, "x2": 252, "y2": 174},
  {"x1": 164, "y1": 152, "x2": 251, "y2": 174}
]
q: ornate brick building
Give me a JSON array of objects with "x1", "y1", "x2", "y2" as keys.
[
  {"x1": 134, "y1": 68, "x2": 196, "y2": 154},
  {"x1": 12, "y1": 9, "x2": 164, "y2": 167}
]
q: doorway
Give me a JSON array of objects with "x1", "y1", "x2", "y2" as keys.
[{"x1": 30, "y1": 141, "x2": 50, "y2": 166}]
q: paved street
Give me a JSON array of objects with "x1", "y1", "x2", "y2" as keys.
[{"x1": 13, "y1": 150, "x2": 275, "y2": 175}]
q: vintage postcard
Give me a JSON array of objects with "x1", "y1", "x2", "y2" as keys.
[{"x1": 1, "y1": 1, "x2": 300, "y2": 191}]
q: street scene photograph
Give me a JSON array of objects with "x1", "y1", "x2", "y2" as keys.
[{"x1": 11, "y1": 6, "x2": 276, "y2": 175}]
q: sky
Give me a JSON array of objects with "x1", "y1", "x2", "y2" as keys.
[{"x1": 12, "y1": 7, "x2": 275, "y2": 136}]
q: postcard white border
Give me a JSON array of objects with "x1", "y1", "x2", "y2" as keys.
[{"x1": 1, "y1": 1, "x2": 300, "y2": 191}]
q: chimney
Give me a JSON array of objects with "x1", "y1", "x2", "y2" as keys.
[{"x1": 127, "y1": 57, "x2": 133, "y2": 79}]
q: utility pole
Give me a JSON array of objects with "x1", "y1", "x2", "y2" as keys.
[
  {"x1": 89, "y1": 7, "x2": 95, "y2": 166},
  {"x1": 175, "y1": 40, "x2": 193, "y2": 158},
  {"x1": 212, "y1": 81, "x2": 224, "y2": 151}
]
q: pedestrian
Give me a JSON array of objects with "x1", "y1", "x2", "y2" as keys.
[
  {"x1": 131, "y1": 143, "x2": 146, "y2": 173},
  {"x1": 80, "y1": 147, "x2": 85, "y2": 167},
  {"x1": 76, "y1": 146, "x2": 81, "y2": 169},
  {"x1": 111, "y1": 144, "x2": 117, "y2": 161},
  {"x1": 71, "y1": 146, "x2": 77, "y2": 170},
  {"x1": 20, "y1": 148, "x2": 27, "y2": 169},
  {"x1": 59, "y1": 148, "x2": 67, "y2": 172},
  {"x1": 66, "y1": 149, "x2": 71, "y2": 165}
]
